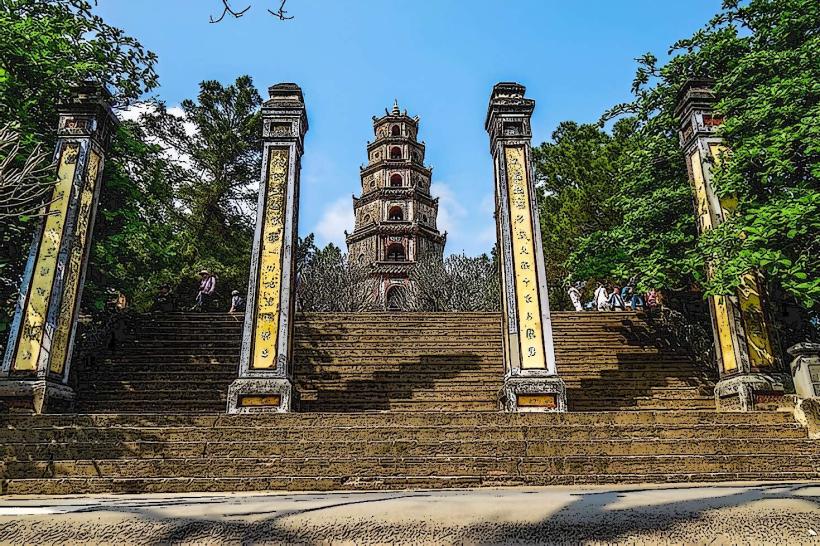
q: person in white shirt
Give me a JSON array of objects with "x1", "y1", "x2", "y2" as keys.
[
  {"x1": 594, "y1": 282, "x2": 609, "y2": 311},
  {"x1": 567, "y1": 282, "x2": 583, "y2": 312}
]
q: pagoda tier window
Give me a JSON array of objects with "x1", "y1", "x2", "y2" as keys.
[
  {"x1": 388, "y1": 206, "x2": 403, "y2": 221},
  {"x1": 391, "y1": 125, "x2": 401, "y2": 136},
  {"x1": 390, "y1": 146, "x2": 402, "y2": 159},
  {"x1": 390, "y1": 173, "x2": 403, "y2": 187},
  {"x1": 386, "y1": 243, "x2": 406, "y2": 261}
]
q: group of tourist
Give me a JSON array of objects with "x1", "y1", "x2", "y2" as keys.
[
  {"x1": 150, "y1": 270, "x2": 245, "y2": 314},
  {"x1": 567, "y1": 281, "x2": 659, "y2": 312}
]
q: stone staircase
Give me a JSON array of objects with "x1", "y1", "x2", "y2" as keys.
[
  {"x1": 2, "y1": 411, "x2": 816, "y2": 495},
  {"x1": 2, "y1": 311, "x2": 815, "y2": 495},
  {"x1": 74, "y1": 311, "x2": 717, "y2": 413}
]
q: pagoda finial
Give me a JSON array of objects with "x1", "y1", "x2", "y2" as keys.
[{"x1": 392, "y1": 99, "x2": 400, "y2": 115}]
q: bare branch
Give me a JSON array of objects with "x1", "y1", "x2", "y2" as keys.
[
  {"x1": 210, "y1": 0, "x2": 294, "y2": 23},
  {"x1": 268, "y1": 0, "x2": 294, "y2": 20},
  {"x1": 210, "y1": 0, "x2": 251, "y2": 23},
  {"x1": 0, "y1": 124, "x2": 57, "y2": 219}
]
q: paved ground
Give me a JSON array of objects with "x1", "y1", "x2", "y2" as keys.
[{"x1": 0, "y1": 482, "x2": 818, "y2": 544}]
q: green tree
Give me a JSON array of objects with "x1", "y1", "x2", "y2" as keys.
[
  {"x1": 0, "y1": 0, "x2": 158, "y2": 141},
  {"x1": 532, "y1": 120, "x2": 638, "y2": 307},
  {"x1": 83, "y1": 121, "x2": 186, "y2": 311},
  {"x1": 540, "y1": 0, "x2": 819, "y2": 317},
  {"x1": 132, "y1": 75, "x2": 263, "y2": 307},
  {"x1": 0, "y1": 0, "x2": 157, "y2": 333}
]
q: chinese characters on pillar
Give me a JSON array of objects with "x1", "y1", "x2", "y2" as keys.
[
  {"x1": 49, "y1": 149, "x2": 101, "y2": 374},
  {"x1": 505, "y1": 146, "x2": 545, "y2": 369},
  {"x1": 12, "y1": 142, "x2": 79, "y2": 372},
  {"x1": 251, "y1": 148, "x2": 289, "y2": 369},
  {"x1": 689, "y1": 144, "x2": 774, "y2": 373}
]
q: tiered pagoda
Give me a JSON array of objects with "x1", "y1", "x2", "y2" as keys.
[{"x1": 346, "y1": 101, "x2": 446, "y2": 309}]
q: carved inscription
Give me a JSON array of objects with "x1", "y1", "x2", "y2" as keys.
[
  {"x1": 505, "y1": 146, "x2": 545, "y2": 369},
  {"x1": 12, "y1": 143, "x2": 79, "y2": 372},
  {"x1": 49, "y1": 149, "x2": 101, "y2": 374},
  {"x1": 251, "y1": 148, "x2": 289, "y2": 369}
]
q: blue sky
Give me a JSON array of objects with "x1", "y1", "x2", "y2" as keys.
[{"x1": 97, "y1": 0, "x2": 720, "y2": 256}]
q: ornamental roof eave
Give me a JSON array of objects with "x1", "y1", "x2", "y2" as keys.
[
  {"x1": 353, "y1": 187, "x2": 437, "y2": 208},
  {"x1": 360, "y1": 159, "x2": 432, "y2": 178},
  {"x1": 346, "y1": 222, "x2": 446, "y2": 245},
  {"x1": 366, "y1": 138, "x2": 426, "y2": 153}
]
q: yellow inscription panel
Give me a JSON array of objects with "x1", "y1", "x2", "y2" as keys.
[
  {"x1": 505, "y1": 146, "x2": 545, "y2": 369},
  {"x1": 691, "y1": 148, "x2": 738, "y2": 374},
  {"x1": 251, "y1": 148, "x2": 289, "y2": 369},
  {"x1": 238, "y1": 394, "x2": 281, "y2": 407},
  {"x1": 738, "y1": 274, "x2": 775, "y2": 369},
  {"x1": 517, "y1": 394, "x2": 557, "y2": 409},
  {"x1": 49, "y1": 150, "x2": 101, "y2": 374},
  {"x1": 12, "y1": 143, "x2": 79, "y2": 372}
]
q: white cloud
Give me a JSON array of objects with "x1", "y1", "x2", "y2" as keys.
[
  {"x1": 119, "y1": 102, "x2": 196, "y2": 169},
  {"x1": 315, "y1": 195, "x2": 354, "y2": 249},
  {"x1": 431, "y1": 182, "x2": 496, "y2": 255},
  {"x1": 430, "y1": 181, "x2": 466, "y2": 241}
]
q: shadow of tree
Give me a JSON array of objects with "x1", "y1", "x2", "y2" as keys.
[
  {"x1": 553, "y1": 312, "x2": 718, "y2": 411},
  {"x1": 292, "y1": 313, "x2": 501, "y2": 411},
  {"x1": 3, "y1": 483, "x2": 815, "y2": 544}
]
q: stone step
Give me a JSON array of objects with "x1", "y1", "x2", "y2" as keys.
[
  {"x1": 2, "y1": 423, "x2": 805, "y2": 445},
  {"x1": 4, "y1": 410, "x2": 795, "y2": 427},
  {"x1": 8, "y1": 470, "x2": 820, "y2": 495},
  {"x1": 7, "y1": 453, "x2": 818, "y2": 481},
  {"x1": 76, "y1": 394, "x2": 227, "y2": 414},
  {"x1": 4, "y1": 438, "x2": 817, "y2": 461}
]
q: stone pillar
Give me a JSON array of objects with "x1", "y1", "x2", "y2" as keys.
[
  {"x1": 227, "y1": 83, "x2": 307, "y2": 414},
  {"x1": 675, "y1": 79, "x2": 788, "y2": 412},
  {"x1": 485, "y1": 82, "x2": 566, "y2": 412},
  {"x1": 788, "y1": 343, "x2": 820, "y2": 400},
  {"x1": 1, "y1": 82, "x2": 117, "y2": 413}
]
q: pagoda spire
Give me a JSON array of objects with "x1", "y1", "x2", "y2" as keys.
[{"x1": 392, "y1": 99, "x2": 400, "y2": 115}]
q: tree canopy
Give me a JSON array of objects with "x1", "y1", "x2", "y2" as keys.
[
  {"x1": 0, "y1": 0, "x2": 158, "y2": 335},
  {"x1": 534, "y1": 0, "x2": 819, "y2": 315}
]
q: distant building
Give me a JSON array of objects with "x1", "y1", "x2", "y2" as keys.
[{"x1": 346, "y1": 101, "x2": 446, "y2": 309}]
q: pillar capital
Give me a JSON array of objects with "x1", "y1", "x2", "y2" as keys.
[
  {"x1": 485, "y1": 82, "x2": 534, "y2": 152},
  {"x1": 262, "y1": 83, "x2": 308, "y2": 154},
  {"x1": 56, "y1": 81, "x2": 119, "y2": 151},
  {"x1": 674, "y1": 78, "x2": 721, "y2": 152}
]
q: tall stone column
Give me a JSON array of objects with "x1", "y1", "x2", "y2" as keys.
[
  {"x1": 485, "y1": 82, "x2": 566, "y2": 412},
  {"x1": 1, "y1": 82, "x2": 117, "y2": 413},
  {"x1": 675, "y1": 79, "x2": 788, "y2": 411},
  {"x1": 227, "y1": 83, "x2": 307, "y2": 413}
]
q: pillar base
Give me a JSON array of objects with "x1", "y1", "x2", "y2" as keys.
[
  {"x1": 501, "y1": 374, "x2": 566, "y2": 412},
  {"x1": 226, "y1": 377, "x2": 292, "y2": 414},
  {"x1": 714, "y1": 373, "x2": 792, "y2": 412},
  {"x1": 0, "y1": 379, "x2": 76, "y2": 414}
]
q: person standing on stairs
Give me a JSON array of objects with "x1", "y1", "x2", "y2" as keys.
[
  {"x1": 229, "y1": 290, "x2": 245, "y2": 313},
  {"x1": 193, "y1": 270, "x2": 217, "y2": 312},
  {"x1": 568, "y1": 282, "x2": 584, "y2": 311},
  {"x1": 594, "y1": 282, "x2": 609, "y2": 311},
  {"x1": 608, "y1": 285, "x2": 625, "y2": 310}
]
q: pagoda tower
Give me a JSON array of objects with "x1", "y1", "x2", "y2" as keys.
[{"x1": 346, "y1": 101, "x2": 446, "y2": 309}]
